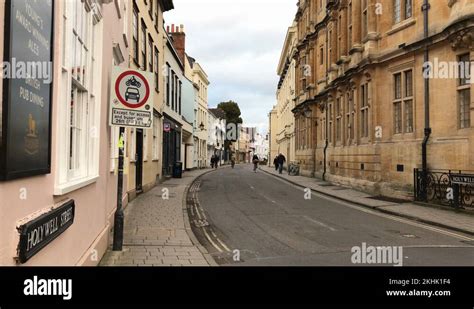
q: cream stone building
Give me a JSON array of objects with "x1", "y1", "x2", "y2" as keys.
[
  {"x1": 273, "y1": 22, "x2": 298, "y2": 167},
  {"x1": 189, "y1": 61, "x2": 210, "y2": 168},
  {"x1": 124, "y1": 0, "x2": 174, "y2": 200},
  {"x1": 290, "y1": 0, "x2": 473, "y2": 201}
]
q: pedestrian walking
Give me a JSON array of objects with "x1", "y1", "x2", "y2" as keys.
[
  {"x1": 277, "y1": 153, "x2": 286, "y2": 174},
  {"x1": 210, "y1": 155, "x2": 215, "y2": 169},
  {"x1": 252, "y1": 154, "x2": 259, "y2": 173},
  {"x1": 273, "y1": 156, "x2": 279, "y2": 171}
]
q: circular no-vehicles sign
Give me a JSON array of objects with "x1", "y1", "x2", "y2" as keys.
[
  {"x1": 115, "y1": 70, "x2": 151, "y2": 110},
  {"x1": 110, "y1": 67, "x2": 154, "y2": 129}
]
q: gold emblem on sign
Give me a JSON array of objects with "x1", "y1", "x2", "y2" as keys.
[{"x1": 25, "y1": 114, "x2": 40, "y2": 155}]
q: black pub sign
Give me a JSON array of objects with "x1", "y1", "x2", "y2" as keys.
[
  {"x1": 17, "y1": 200, "x2": 75, "y2": 264},
  {"x1": 1, "y1": 0, "x2": 54, "y2": 180}
]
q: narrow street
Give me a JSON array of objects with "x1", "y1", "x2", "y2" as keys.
[{"x1": 189, "y1": 165, "x2": 474, "y2": 266}]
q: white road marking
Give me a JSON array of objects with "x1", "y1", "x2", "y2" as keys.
[
  {"x1": 266, "y1": 173, "x2": 474, "y2": 242},
  {"x1": 302, "y1": 215, "x2": 337, "y2": 232}
]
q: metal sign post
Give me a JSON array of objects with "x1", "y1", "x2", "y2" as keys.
[
  {"x1": 109, "y1": 67, "x2": 154, "y2": 251},
  {"x1": 113, "y1": 128, "x2": 125, "y2": 251}
]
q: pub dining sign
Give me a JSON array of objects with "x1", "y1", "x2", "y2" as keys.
[{"x1": 0, "y1": 0, "x2": 54, "y2": 180}]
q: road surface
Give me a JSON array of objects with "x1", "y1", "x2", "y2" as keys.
[{"x1": 187, "y1": 164, "x2": 474, "y2": 266}]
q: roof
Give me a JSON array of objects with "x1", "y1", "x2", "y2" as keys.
[
  {"x1": 161, "y1": 0, "x2": 174, "y2": 12},
  {"x1": 208, "y1": 108, "x2": 226, "y2": 120}
]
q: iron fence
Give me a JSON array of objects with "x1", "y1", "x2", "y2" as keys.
[{"x1": 414, "y1": 169, "x2": 474, "y2": 209}]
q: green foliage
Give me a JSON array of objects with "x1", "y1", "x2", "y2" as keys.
[{"x1": 218, "y1": 100, "x2": 243, "y2": 146}]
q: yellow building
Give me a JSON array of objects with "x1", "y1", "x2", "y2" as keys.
[
  {"x1": 124, "y1": 0, "x2": 174, "y2": 201},
  {"x1": 291, "y1": 0, "x2": 473, "y2": 201},
  {"x1": 188, "y1": 61, "x2": 210, "y2": 168},
  {"x1": 273, "y1": 22, "x2": 298, "y2": 167}
]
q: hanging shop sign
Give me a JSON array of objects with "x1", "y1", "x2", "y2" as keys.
[
  {"x1": 0, "y1": 0, "x2": 54, "y2": 180},
  {"x1": 109, "y1": 67, "x2": 154, "y2": 129}
]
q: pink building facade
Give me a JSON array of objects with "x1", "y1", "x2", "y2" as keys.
[{"x1": 0, "y1": 0, "x2": 129, "y2": 266}]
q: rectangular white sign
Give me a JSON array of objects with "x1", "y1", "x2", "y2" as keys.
[{"x1": 109, "y1": 67, "x2": 154, "y2": 129}]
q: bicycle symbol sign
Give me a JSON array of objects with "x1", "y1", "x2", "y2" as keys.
[
  {"x1": 110, "y1": 67, "x2": 154, "y2": 129},
  {"x1": 115, "y1": 70, "x2": 150, "y2": 109}
]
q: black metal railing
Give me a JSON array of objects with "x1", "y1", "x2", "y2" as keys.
[{"x1": 414, "y1": 169, "x2": 474, "y2": 209}]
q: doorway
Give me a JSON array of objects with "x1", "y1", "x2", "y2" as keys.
[{"x1": 135, "y1": 129, "x2": 143, "y2": 193}]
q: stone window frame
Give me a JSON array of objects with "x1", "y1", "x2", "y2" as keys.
[
  {"x1": 393, "y1": 0, "x2": 413, "y2": 25},
  {"x1": 348, "y1": 1, "x2": 353, "y2": 51},
  {"x1": 346, "y1": 89, "x2": 356, "y2": 145},
  {"x1": 336, "y1": 96, "x2": 343, "y2": 144},
  {"x1": 392, "y1": 69, "x2": 414, "y2": 135},
  {"x1": 457, "y1": 53, "x2": 472, "y2": 130},
  {"x1": 360, "y1": 82, "x2": 370, "y2": 141},
  {"x1": 361, "y1": 0, "x2": 368, "y2": 39}
]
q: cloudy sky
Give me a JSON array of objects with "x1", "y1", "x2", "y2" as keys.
[{"x1": 166, "y1": 0, "x2": 297, "y2": 134}]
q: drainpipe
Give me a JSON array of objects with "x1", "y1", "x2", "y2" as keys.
[
  {"x1": 323, "y1": 20, "x2": 330, "y2": 181},
  {"x1": 421, "y1": 0, "x2": 431, "y2": 201}
]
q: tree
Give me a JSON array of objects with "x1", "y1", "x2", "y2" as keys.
[
  {"x1": 218, "y1": 100, "x2": 243, "y2": 157},
  {"x1": 218, "y1": 100, "x2": 243, "y2": 126}
]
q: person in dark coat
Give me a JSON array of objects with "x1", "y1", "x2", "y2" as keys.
[
  {"x1": 252, "y1": 154, "x2": 259, "y2": 173},
  {"x1": 273, "y1": 156, "x2": 279, "y2": 171},
  {"x1": 277, "y1": 153, "x2": 286, "y2": 174}
]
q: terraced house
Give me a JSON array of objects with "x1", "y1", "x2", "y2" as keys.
[
  {"x1": 289, "y1": 0, "x2": 473, "y2": 200},
  {"x1": 125, "y1": 0, "x2": 174, "y2": 200}
]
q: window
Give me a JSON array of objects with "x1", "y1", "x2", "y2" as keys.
[
  {"x1": 132, "y1": 5, "x2": 138, "y2": 63},
  {"x1": 141, "y1": 20, "x2": 147, "y2": 70},
  {"x1": 154, "y1": 0, "x2": 159, "y2": 30},
  {"x1": 336, "y1": 97, "x2": 342, "y2": 142},
  {"x1": 174, "y1": 75, "x2": 178, "y2": 112},
  {"x1": 362, "y1": 0, "x2": 368, "y2": 38},
  {"x1": 394, "y1": 0, "x2": 401, "y2": 24},
  {"x1": 393, "y1": 70, "x2": 414, "y2": 134},
  {"x1": 320, "y1": 47, "x2": 324, "y2": 65},
  {"x1": 458, "y1": 54, "x2": 471, "y2": 129},
  {"x1": 404, "y1": 70, "x2": 414, "y2": 133},
  {"x1": 328, "y1": 102, "x2": 333, "y2": 143},
  {"x1": 360, "y1": 83, "x2": 369, "y2": 138},
  {"x1": 393, "y1": 73, "x2": 402, "y2": 133},
  {"x1": 154, "y1": 47, "x2": 159, "y2": 91},
  {"x1": 348, "y1": 2, "x2": 353, "y2": 50},
  {"x1": 179, "y1": 81, "x2": 182, "y2": 115},
  {"x1": 394, "y1": 0, "x2": 412, "y2": 24},
  {"x1": 148, "y1": 36, "x2": 153, "y2": 73},
  {"x1": 166, "y1": 63, "x2": 170, "y2": 106},
  {"x1": 346, "y1": 90, "x2": 355, "y2": 143},
  {"x1": 56, "y1": 0, "x2": 102, "y2": 195},
  {"x1": 337, "y1": 15, "x2": 342, "y2": 58},
  {"x1": 171, "y1": 70, "x2": 175, "y2": 110},
  {"x1": 405, "y1": 0, "x2": 413, "y2": 18}
]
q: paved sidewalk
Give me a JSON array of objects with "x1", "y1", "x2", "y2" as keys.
[
  {"x1": 260, "y1": 166, "x2": 474, "y2": 236},
  {"x1": 100, "y1": 169, "x2": 218, "y2": 267}
]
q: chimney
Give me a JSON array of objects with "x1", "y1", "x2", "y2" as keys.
[
  {"x1": 171, "y1": 24, "x2": 175, "y2": 33},
  {"x1": 170, "y1": 23, "x2": 186, "y2": 65}
]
